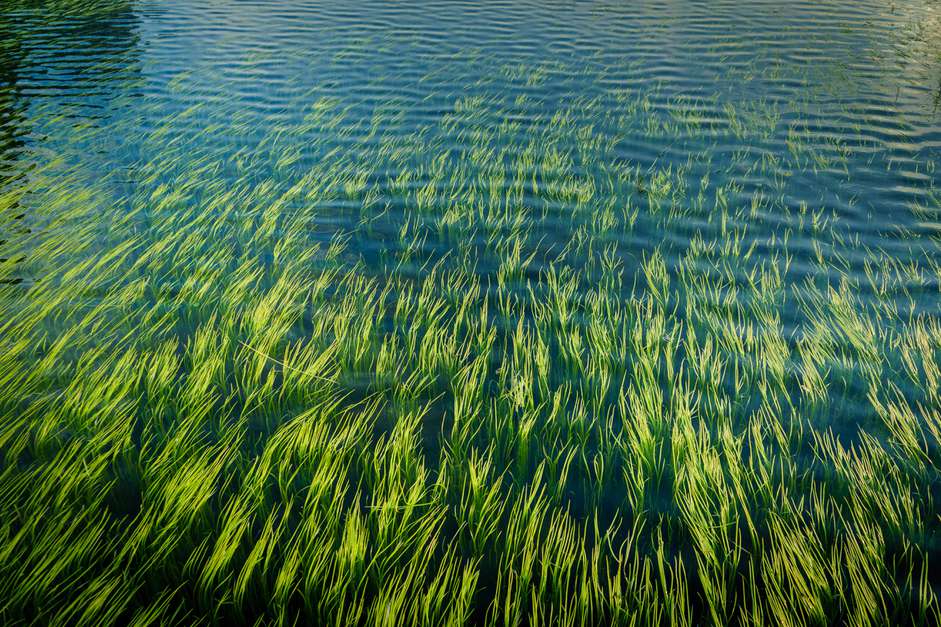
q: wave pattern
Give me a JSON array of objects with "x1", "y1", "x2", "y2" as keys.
[{"x1": 3, "y1": 0, "x2": 941, "y2": 271}]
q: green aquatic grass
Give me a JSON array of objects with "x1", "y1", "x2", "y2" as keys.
[{"x1": 0, "y1": 54, "x2": 940, "y2": 627}]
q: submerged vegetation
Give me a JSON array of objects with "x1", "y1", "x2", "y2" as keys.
[{"x1": 2, "y1": 3, "x2": 941, "y2": 625}]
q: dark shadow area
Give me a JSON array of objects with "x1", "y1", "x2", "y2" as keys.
[{"x1": 0, "y1": 0, "x2": 141, "y2": 278}]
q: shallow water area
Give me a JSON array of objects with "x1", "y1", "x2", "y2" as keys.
[{"x1": 2, "y1": 0, "x2": 941, "y2": 625}]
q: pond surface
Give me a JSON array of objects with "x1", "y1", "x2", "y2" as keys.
[
  {"x1": 2, "y1": 1, "x2": 941, "y2": 625},
  {"x1": 4, "y1": 1, "x2": 941, "y2": 265}
]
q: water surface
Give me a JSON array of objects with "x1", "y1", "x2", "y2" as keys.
[{"x1": 3, "y1": 1, "x2": 941, "y2": 624}]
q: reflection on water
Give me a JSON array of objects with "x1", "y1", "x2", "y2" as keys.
[
  {"x1": 0, "y1": 29, "x2": 26, "y2": 178},
  {"x1": 0, "y1": 0, "x2": 140, "y2": 270}
]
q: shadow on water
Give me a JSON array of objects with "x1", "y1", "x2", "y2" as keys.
[{"x1": 0, "y1": 0, "x2": 142, "y2": 284}]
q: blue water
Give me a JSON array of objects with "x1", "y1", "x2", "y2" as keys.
[{"x1": 3, "y1": 1, "x2": 941, "y2": 292}]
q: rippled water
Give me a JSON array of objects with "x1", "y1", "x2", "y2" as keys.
[
  {"x1": 4, "y1": 0, "x2": 941, "y2": 623},
  {"x1": 1, "y1": 1, "x2": 940, "y2": 300}
]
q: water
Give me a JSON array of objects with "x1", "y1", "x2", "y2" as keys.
[
  {"x1": 3, "y1": 0, "x2": 941, "y2": 624},
  {"x1": 4, "y1": 1, "x2": 941, "y2": 292}
]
